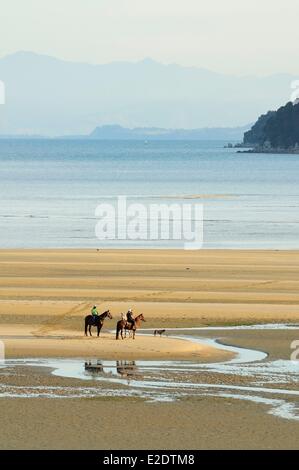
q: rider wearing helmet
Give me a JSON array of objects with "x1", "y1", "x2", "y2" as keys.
[
  {"x1": 91, "y1": 305, "x2": 98, "y2": 324},
  {"x1": 126, "y1": 308, "x2": 135, "y2": 327}
]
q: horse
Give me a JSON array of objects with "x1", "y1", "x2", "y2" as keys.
[
  {"x1": 116, "y1": 313, "x2": 146, "y2": 340},
  {"x1": 84, "y1": 310, "x2": 112, "y2": 337}
]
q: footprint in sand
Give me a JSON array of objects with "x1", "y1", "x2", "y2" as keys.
[{"x1": 32, "y1": 301, "x2": 89, "y2": 337}]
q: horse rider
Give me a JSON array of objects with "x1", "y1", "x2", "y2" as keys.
[
  {"x1": 126, "y1": 308, "x2": 135, "y2": 327},
  {"x1": 91, "y1": 305, "x2": 98, "y2": 325}
]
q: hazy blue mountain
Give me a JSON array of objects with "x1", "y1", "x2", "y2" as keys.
[
  {"x1": 0, "y1": 51, "x2": 297, "y2": 136},
  {"x1": 89, "y1": 124, "x2": 250, "y2": 140}
]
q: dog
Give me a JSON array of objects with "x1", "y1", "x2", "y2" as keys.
[{"x1": 154, "y1": 329, "x2": 166, "y2": 337}]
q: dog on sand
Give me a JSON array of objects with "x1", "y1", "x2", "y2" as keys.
[{"x1": 154, "y1": 329, "x2": 166, "y2": 337}]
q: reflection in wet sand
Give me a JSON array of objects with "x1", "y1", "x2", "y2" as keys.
[
  {"x1": 116, "y1": 361, "x2": 137, "y2": 377},
  {"x1": 84, "y1": 360, "x2": 138, "y2": 378}
]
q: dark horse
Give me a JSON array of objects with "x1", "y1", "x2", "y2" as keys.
[
  {"x1": 84, "y1": 310, "x2": 112, "y2": 337},
  {"x1": 116, "y1": 313, "x2": 146, "y2": 340}
]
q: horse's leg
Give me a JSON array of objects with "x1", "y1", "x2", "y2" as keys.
[
  {"x1": 97, "y1": 324, "x2": 102, "y2": 337},
  {"x1": 133, "y1": 329, "x2": 135, "y2": 339},
  {"x1": 89, "y1": 324, "x2": 92, "y2": 336},
  {"x1": 116, "y1": 322, "x2": 122, "y2": 340},
  {"x1": 85, "y1": 320, "x2": 88, "y2": 336}
]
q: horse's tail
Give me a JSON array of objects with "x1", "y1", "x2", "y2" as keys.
[{"x1": 84, "y1": 316, "x2": 88, "y2": 336}]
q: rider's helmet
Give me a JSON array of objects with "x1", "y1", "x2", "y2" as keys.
[{"x1": 93, "y1": 305, "x2": 97, "y2": 308}]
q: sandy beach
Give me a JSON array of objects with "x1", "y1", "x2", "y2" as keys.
[
  {"x1": 1, "y1": 395, "x2": 298, "y2": 450},
  {"x1": 2, "y1": 0, "x2": 299, "y2": 455},
  {"x1": 1, "y1": 250, "x2": 299, "y2": 328},
  {"x1": 1, "y1": 248, "x2": 299, "y2": 358},
  {"x1": 0, "y1": 249, "x2": 299, "y2": 449},
  {"x1": 0, "y1": 327, "x2": 298, "y2": 449},
  {"x1": 1, "y1": 325, "x2": 229, "y2": 361}
]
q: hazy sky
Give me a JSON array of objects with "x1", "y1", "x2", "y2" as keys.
[{"x1": 0, "y1": 0, "x2": 299, "y2": 75}]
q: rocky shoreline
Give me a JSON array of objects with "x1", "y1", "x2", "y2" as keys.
[{"x1": 237, "y1": 147, "x2": 299, "y2": 154}]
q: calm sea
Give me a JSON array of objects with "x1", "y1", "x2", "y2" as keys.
[{"x1": 0, "y1": 139, "x2": 299, "y2": 249}]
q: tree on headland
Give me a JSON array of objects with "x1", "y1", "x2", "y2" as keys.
[{"x1": 243, "y1": 101, "x2": 299, "y2": 150}]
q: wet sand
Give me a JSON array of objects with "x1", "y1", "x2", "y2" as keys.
[
  {"x1": 0, "y1": 326, "x2": 299, "y2": 450},
  {"x1": 1, "y1": 396, "x2": 298, "y2": 450}
]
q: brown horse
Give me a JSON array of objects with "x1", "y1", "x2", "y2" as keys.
[
  {"x1": 84, "y1": 310, "x2": 112, "y2": 337},
  {"x1": 116, "y1": 313, "x2": 146, "y2": 340}
]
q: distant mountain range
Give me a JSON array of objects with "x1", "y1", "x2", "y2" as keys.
[
  {"x1": 0, "y1": 51, "x2": 297, "y2": 136},
  {"x1": 89, "y1": 124, "x2": 249, "y2": 141},
  {"x1": 0, "y1": 124, "x2": 249, "y2": 141}
]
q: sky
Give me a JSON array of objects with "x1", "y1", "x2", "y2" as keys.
[{"x1": 0, "y1": 0, "x2": 299, "y2": 75}]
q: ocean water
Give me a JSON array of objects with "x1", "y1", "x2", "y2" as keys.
[{"x1": 0, "y1": 139, "x2": 299, "y2": 248}]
